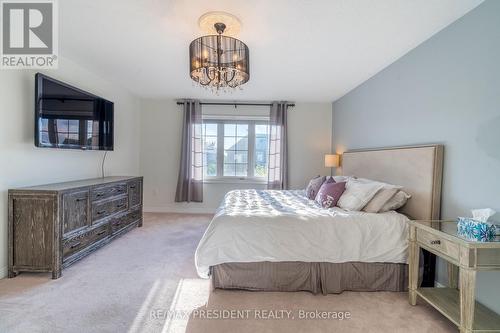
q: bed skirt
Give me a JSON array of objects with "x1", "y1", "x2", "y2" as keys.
[{"x1": 211, "y1": 262, "x2": 408, "y2": 295}]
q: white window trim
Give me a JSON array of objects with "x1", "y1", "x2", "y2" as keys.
[
  {"x1": 203, "y1": 177, "x2": 268, "y2": 185},
  {"x1": 202, "y1": 117, "x2": 270, "y2": 184}
]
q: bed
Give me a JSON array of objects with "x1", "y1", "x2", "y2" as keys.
[{"x1": 195, "y1": 145, "x2": 444, "y2": 294}]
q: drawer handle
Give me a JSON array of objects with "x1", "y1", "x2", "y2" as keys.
[
  {"x1": 70, "y1": 242, "x2": 81, "y2": 249},
  {"x1": 130, "y1": 185, "x2": 136, "y2": 189},
  {"x1": 97, "y1": 230, "x2": 107, "y2": 236},
  {"x1": 430, "y1": 240, "x2": 441, "y2": 245},
  {"x1": 116, "y1": 203, "x2": 126, "y2": 208},
  {"x1": 97, "y1": 210, "x2": 106, "y2": 215},
  {"x1": 76, "y1": 198, "x2": 86, "y2": 202},
  {"x1": 96, "y1": 193, "x2": 103, "y2": 197}
]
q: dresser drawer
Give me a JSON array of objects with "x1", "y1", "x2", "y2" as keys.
[
  {"x1": 91, "y1": 183, "x2": 127, "y2": 202},
  {"x1": 417, "y1": 228, "x2": 460, "y2": 262},
  {"x1": 62, "y1": 224, "x2": 109, "y2": 259},
  {"x1": 92, "y1": 196, "x2": 128, "y2": 221},
  {"x1": 111, "y1": 209, "x2": 142, "y2": 234}
]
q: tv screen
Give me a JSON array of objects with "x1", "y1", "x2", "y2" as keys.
[{"x1": 35, "y1": 73, "x2": 114, "y2": 150}]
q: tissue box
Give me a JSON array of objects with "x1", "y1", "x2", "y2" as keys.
[{"x1": 457, "y1": 217, "x2": 497, "y2": 242}]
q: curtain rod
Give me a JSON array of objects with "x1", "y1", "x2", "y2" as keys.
[{"x1": 176, "y1": 101, "x2": 295, "y2": 107}]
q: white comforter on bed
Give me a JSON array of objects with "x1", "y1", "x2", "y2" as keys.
[{"x1": 195, "y1": 189, "x2": 409, "y2": 278}]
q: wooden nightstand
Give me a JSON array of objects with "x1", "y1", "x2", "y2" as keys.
[{"x1": 408, "y1": 220, "x2": 500, "y2": 333}]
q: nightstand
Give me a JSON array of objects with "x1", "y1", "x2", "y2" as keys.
[{"x1": 408, "y1": 220, "x2": 500, "y2": 333}]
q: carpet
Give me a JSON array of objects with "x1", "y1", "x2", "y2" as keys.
[{"x1": 0, "y1": 213, "x2": 456, "y2": 332}]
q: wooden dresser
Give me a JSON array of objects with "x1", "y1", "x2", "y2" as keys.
[{"x1": 8, "y1": 176, "x2": 143, "y2": 279}]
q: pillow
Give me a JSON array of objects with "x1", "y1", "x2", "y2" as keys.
[
  {"x1": 326, "y1": 175, "x2": 355, "y2": 183},
  {"x1": 337, "y1": 179, "x2": 384, "y2": 211},
  {"x1": 379, "y1": 190, "x2": 411, "y2": 212},
  {"x1": 363, "y1": 188, "x2": 399, "y2": 213},
  {"x1": 358, "y1": 178, "x2": 403, "y2": 213},
  {"x1": 305, "y1": 176, "x2": 326, "y2": 200},
  {"x1": 315, "y1": 181, "x2": 346, "y2": 208}
]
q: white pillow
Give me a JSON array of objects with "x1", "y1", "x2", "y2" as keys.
[
  {"x1": 337, "y1": 179, "x2": 384, "y2": 211},
  {"x1": 326, "y1": 175, "x2": 355, "y2": 183},
  {"x1": 379, "y1": 190, "x2": 411, "y2": 212}
]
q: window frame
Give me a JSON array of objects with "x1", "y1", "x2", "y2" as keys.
[{"x1": 202, "y1": 115, "x2": 270, "y2": 184}]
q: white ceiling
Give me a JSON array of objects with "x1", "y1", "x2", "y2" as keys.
[{"x1": 60, "y1": 0, "x2": 484, "y2": 102}]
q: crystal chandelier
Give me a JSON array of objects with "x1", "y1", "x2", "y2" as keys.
[{"x1": 189, "y1": 12, "x2": 250, "y2": 92}]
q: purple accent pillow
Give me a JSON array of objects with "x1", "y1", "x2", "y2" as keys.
[
  {"x1": 315, "y1": 181, "x2": 346, "y2": 208},
  {"x1": 305, "y1": 176, "x2": 326, "y2": 199}
]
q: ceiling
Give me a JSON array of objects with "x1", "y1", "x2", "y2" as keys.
[{"x1": 60, "y1": 0, "x2": 484, "y2": 102}]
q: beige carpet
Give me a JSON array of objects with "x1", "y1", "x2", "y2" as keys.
[{"x1": 0, "y1": 213, "x2": 456, "y2": 333}]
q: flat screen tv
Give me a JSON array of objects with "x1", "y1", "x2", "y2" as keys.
[{"x1": 35, "y1": 73, "x2": 114, "y2": 150}]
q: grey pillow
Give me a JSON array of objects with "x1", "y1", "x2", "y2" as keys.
[
  {"x1": 306, "y1": 176, "x2": 326, "y2": 200},
  {"x1": 363, "y1": 188, "x2": 399, "y2": 213},
  {"x1": 379, "y1": 190, "x2": 411, "y2": 212}
]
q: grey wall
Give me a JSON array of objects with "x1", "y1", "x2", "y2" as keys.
[{"x1": 333, "y1": 0, "x2": 500, "y2": 313}]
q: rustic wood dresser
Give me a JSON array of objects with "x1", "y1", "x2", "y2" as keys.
[{"x1": 8, "y1": 176, "x2": 143, "y2": 279}]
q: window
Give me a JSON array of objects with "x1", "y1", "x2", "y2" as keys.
[
  {"x1": 254, "y1": 124, "x2": 269, "y2": 177},
  {"x1": 203, "y1": 123, "x2": 218, "y2": 177},
  {"x1": 202, "y1": 119, "x2": 269, "y2": 181},
  {"x1": 224, "y1": 123, "x2": 248, "y2": 176}
]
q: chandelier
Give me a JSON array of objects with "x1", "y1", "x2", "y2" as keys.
[{"x1": 189, "y1": 12, "x2": 250, "y2": 92}]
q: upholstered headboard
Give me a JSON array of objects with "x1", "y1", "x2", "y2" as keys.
[{"x1": 341, "y1": 145, "x2": 444, "y2": 220}]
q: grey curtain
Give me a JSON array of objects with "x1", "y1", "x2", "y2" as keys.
[
  {"x1": 175, "y1": 100, "x2": 203, "y2": 202},
  {"x1": 267, "y1": 101, "x2": 289, "y2": 190}
]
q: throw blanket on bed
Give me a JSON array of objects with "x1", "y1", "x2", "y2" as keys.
[{"x1": 195, "y1": 189, "x2": 409, "y2": 278}]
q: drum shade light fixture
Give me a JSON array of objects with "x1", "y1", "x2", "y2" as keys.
[
  {"x1": 189, "y1": 12, "x2": 250, "y2": 92},
  {"x1": 325, "y1": 154, "x2": 340, "y2": 176},
  {"x1": 325, "y1": 154, "x2": 340, "y2": 168}
]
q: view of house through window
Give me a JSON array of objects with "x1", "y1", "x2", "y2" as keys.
[
  {"x1": 202, "y1": 120, "x2": 269, "y2": 180},
  {"x1": 203, "y1": 123, "x2": 218, "y2": 177}
]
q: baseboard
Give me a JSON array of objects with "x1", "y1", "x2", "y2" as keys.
[
  {"x1": 0, "y1": 266, "x2": 7, "y2": 279},
  {"x1": 144, "y1": 205, "x2": 215, "y2": 214}
]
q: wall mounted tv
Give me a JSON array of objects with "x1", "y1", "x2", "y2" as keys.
[{"x1": 35, "y1": 73, "x2": 114, "y2": 150}]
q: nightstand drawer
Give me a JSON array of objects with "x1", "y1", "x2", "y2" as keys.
[{"x1": 417, "y1": 229, "x2": 460, "y2": 262}]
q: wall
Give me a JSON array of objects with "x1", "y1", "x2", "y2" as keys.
[
  {"x1": 0, "y1": 57, "x2": 141, "y2": 278},
  {"x1": 140, "y1": 100, "x2": 332, "y2": 213},
  {"x1": 332, "y1": 0, "x2": 500, "y2": 313}
]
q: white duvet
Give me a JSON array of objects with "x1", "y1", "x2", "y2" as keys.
[{"x1": 195, "y1": 189, "x2": 409, "y2": 278}]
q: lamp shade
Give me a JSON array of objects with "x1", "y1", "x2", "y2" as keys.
[{"x1": 324, "y1": 154, "x2": 340, "y2": 168}]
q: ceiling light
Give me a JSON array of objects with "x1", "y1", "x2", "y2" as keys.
[{"x1": 189, "y1": 12, "x2": 250, "y2": 92}]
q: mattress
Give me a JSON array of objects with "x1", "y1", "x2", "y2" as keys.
[{"x1": 195, "y1": 189, "x2": 409, "y2": 278}]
